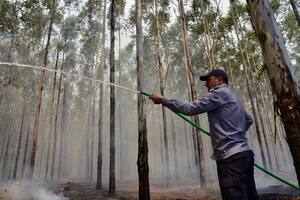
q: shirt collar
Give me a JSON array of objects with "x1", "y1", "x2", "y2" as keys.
[{"x1": 209, "y1": 83, "x2": 227, "y2": 92}]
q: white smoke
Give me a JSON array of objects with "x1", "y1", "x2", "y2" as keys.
[{"x1": 3, "y1": 182, "x2": 68, "y2": 200}]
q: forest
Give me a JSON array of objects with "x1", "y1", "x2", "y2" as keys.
[{"x1": 0, "y1": 0, "x2": 300, "y2": 199}]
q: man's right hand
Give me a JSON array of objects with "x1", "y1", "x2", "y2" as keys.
[{"x1": 149, "y1": 93, "x2": 165, "y2": 104}]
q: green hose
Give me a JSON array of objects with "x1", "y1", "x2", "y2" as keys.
[{"x1": 141, "y1": 91, "x2": 300, "y2": 190}]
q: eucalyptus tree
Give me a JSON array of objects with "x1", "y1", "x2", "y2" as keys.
[
  {"x1": 246, "y1": 0, "x2": 300, "y2": 184},
  {"x1": 96, "y1": 0, "x2": 106, "y2": 191},
  {"x1": 139, "y1": 0, "x2": 171, "y2": 185},
  {"x1": 114, "y1": 0, "x2": 125, "y2": 182},
  {"x1": 76, "y1": 0, "x2": 103, "y2": 181},
  {"x1": 178, "y1": 0, "x2": 206, "y2": 186},
  {"x1": 108, "y1": 0, "x2": 116, "y2": 194},
  {"x1": 136, "y1": 0, "x2": 150, "y2": 198},
  {"x1": 30, "y1": 0, "x2": 57, "y2": 179}
]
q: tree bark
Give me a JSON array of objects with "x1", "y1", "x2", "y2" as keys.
[
  {"x1": 96, "y1": 0, "x2": 107, "y2": 190},
  {"x1": 118, "y1": 16, "x2": 124, "y2": 180},
  {"x1": 109, "y1": 0, "x2": 116, "y2": 194},
  {"x1": 247, "y1": 0, "x2": 300, "y2": 184},
  {"x1": 52, "y1": 53, "x2": 65, "y2": 180},
  {"x1": 12, "y1": 98, "x2": 27, "y2": 179},
  {"x1": 171, "y1": 116, "x2": 179, "y2": 180},
  {"x1": 136, "y1": 0, "x2": 150, "y2": 198}
]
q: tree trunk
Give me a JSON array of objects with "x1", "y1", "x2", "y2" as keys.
[
  {"x1": 52, "y1": 54, "x2": 65, "y2": 180},
  {"x1": 171, "y1": 116, "x2": 179, "y2": 180},
  {"x1": 86, "y1": 100, "x2": 92, "y2": 180},
  {"x1": 118, "y1": 17, "x2": 124, "y2": 181},
  {"x1": 21, "y1": 119, "x2": 31, "y2": 179},
  {"x1": 96, "y1": 0, "x2": 107, "y2": 190},
  {"x1": 178, "y1": 0, "x2": 206, "y2": 186},
  {"x1": 199, "y1": 1, "x2": 216, "y2": 70},
  {"x1": 58, "y1": 83, "x2": 68, "y2": 178},
  {"x1": 1, "y1": 130, "x2": 11, "y2": 179},
  {"x1": 183, "y1": 120, "x2": 192, "y2": 174},
  {"x1": 109, "y1": 0, "x2": 116, "y2": 194},
  {"x1": 12, "y1": 98, "x2": 27, "y2": 179},
  {"x1": 45, "y1": 37, "x2": 60, "y2": 180},
  {"x1": 136, "y1": 0, "x2": 150, "y2": 198},
  {"x1": 29, "y1": 0, "x2": 56, "y2": 179},
  {"x1": 247, "y1": 0, "x2": 300, "y2": 184},
  {"x1": 154, "y1": 0, "x2": 170, "y2": 185}
]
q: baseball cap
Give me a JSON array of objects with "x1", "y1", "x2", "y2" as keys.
[{"x1": 199, "y1": 69, "x2": 229, "y2": 84}]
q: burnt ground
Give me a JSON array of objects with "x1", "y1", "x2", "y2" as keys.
[{"x1": 1, "y1": 181, "x2": 300, "y2": 200}]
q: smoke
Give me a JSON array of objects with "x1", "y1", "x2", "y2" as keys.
[{"x1": 2, "y1": 181, "x2": 68, "y2": 200}]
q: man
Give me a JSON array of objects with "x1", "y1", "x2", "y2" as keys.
[{"x1": 149, "y1": 69, "x2": 259, "y2": 200}]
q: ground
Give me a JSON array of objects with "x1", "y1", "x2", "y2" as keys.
[{"x1": 1, "y1": 181, "x2": 300, "y2": 200}]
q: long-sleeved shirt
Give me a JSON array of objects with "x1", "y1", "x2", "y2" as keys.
[{"x1": 162, "y1": 84, "x2": 253, "y2": 160}]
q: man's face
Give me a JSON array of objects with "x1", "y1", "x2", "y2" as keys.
[{"x1": 205, "y1": 76, "x2": 223, "y2": 91}]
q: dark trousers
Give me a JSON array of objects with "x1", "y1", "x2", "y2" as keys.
[{"x1": 216, "y1": 150, "x2": 259, "y2": 200}]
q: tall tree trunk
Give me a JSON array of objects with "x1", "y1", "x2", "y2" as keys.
[
  {"x1": 109, "y1": 0, "x2": 116, "y2": 194},
  {"x1": 154, "y1": 0, "x2": 170, "y2": 185},
  {"x1": 199, "y1": 1, "x2": 216, "y2": 70},
  {"x1": 118, "y1": 17, "x2": 124, "y2": 181},
  {"x1": 289, "y1": 0, "x2": 300, "y2": 27},
  {"x1": 96, "y1": 0, "x2": 107, "y2": 190},
  {"x1": 45, "y1": 38, "x2": 60, "y2": 180},
  {"x1": 21, "y1": 118, "x2": 32, "y2": 179},
  {"x1": 136, "y1": 0, "x2": 150, "y2": 199},
  {"x1": 58, "y1": 83, "x2": 68, "y2": 178},
  {"x1": 245, "y1": 67, "x2": 267, "y2": 167},
  {"x1": 183, "y1": 120, "x2": 192, "y2": 174},
  {"x1": 1, "y1": 129, "x2": 11, "y2": 179},
  {"x1": 247, "y1": 0, "x2": 300, "y2": 184},
  {"x1": 29, "y1": 0, "x2": 56, "y2": 179},
  {"x1": 52, "y1": 54, "x2": 65, "y2": 180},
  {"x1": 171, "y1": 116, "x2": 179, "y2": 180},
  {"x1": 159, "y1": 118, "x2": 165, "y2": 178},
  {"x1": 253, "y1": 79, "x2": 273, "y2": 169},
  {"x1": 12, "y1": 98, "x2": 27, "y2": 179},
  {"x1": 178, "y1": 0, "x2": 206, "y2": 186},
  {"x1": 86, "y1": 100, "x2": 92, "y2": 180}
]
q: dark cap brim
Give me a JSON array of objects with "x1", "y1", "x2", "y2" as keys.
[{"x1": 199, "y1": 75, "x2": 211, "y2": 81}]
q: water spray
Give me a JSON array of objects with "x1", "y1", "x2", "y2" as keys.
[
  {"x1": 0, "y1": 62, "x2": 141, "y2": 95},
  {"x1": 1, "y1": 62, "x2": 299, "y2": 190}
]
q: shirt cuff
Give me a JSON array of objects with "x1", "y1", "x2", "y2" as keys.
[{"x1": 162, "y1": 98, "x2": 171, "y2": 105}]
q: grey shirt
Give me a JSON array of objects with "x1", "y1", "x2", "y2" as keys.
[{"x1": 162, "y1": 84, "x2": 253, "y2": 160}]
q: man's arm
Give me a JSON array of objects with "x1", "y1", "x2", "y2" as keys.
[
  {"x1": 150, "y1": 91, "x2": 225, "y2": 116},
  {"x1": 245, "y1": 112, "x2": 253, "y2": 131}
]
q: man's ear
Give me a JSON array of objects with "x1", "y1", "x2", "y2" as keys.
[{"x1": 218, "y1": 76, "x2": 225, "y2": 83}]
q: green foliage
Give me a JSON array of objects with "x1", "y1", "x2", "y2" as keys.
[{"x1": 269, "y1": 0, "x2": 281, "y2": 13}]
